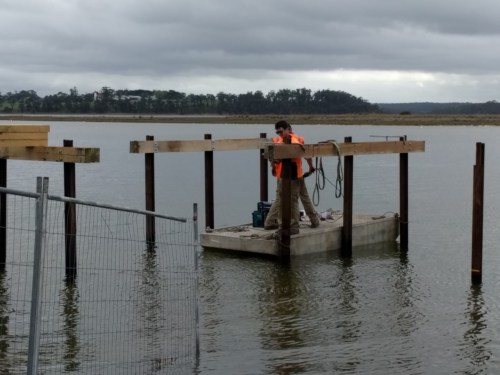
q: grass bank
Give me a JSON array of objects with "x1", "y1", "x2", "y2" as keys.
[{"x1": 2, "y1": 113, "x2": 500, "y2": 125}]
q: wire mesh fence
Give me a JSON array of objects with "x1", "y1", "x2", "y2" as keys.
[{"x1": 0, "y1": 178, "x2": 199, "y2": 374}]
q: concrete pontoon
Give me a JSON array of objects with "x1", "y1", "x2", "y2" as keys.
[{"x1": 200, "y1": 212, "x2": 399, "y2": 257}]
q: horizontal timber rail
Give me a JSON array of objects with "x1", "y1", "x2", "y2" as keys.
[
  {"x1": 129, "y1": 138, "x2": 425, "y2": 158},
  {"x1": 266, "y1": 140, "x2": 425, "y2": 159},
  {"x1": 130, "y1": 137, "x2": 268, "y2": 153},
  {"x1": 0, "y1": 146, "x2": 100, "y2": 163}
]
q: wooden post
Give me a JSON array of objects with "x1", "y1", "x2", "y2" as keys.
[
  {"x1": 342, "y1": 137, "x2": 353, "y2": 256},
  {"x1": 260, "y1": 133, "x2": 268, "y2": 202},
  {"x1": 278, "y1": 159, "x2": 292, "y2": 262},
  {"x1": 204, "y1": 134, "x2": 214, "y2": 229},
  {"x1": 0, "y1": 159, "x2": 6, "y2": 271},
  {"x1": 471, "y1": 142, "x2": 485, "y2": 284},
  {"x1": 63, "y1": 140, "x2": 77, "y2": 281},
  {"x1": 399, "y1": 136, "x2": 409, "y2": 251},
  {"x1": 145, "y1": 135, "x2": 155, "y2": 250}
]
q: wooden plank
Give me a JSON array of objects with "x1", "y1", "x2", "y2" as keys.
[
  {"x1": 0, "y1": 146, "x2": 100, "y2": 163},
  {"x1": 0, "y1": 133, "x2": 48, "y2": 141},
  {"x1": 0, "y1": 125, "x2": 49, "y2": 147},
  {"x1": 266, "y1": 140, "x2": 425, "y2": 159},
  {"x1": 0, "y1": 125, "x2": 49, "y2": 133},
  {"x1": 130, "y1": 138, "x2": 268, "y2": 153},
  {"x1": 0, "y1": 139, "x2": 48, "y2": 147}
]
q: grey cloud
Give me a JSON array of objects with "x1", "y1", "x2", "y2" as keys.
[{"x1": 1, "y1": 0, "x2": 500, "y2": 101}]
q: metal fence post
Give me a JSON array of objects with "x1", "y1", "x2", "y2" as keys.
[
  {"x1": 0, "y1": 159, "x2": 6, "y2": 270},
  {"x1": 27, "y1": 177, "x2": 50, "y2": 374},
  {"x1": 193, "y1": 202, "x2": 200, "y2": 362}
]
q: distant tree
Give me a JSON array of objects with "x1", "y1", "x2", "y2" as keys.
[
  {"x1": 216, "y1": 92, "x2": 237, "y2": 114},
  {"x1": 1, "y1": 86, "x2": 383, "y2": 115},
  {"x1": 4, "y1": 92, "x2": 17, "y2": 112},
  {"x1": 292, "y1": 88, "x2": 312, "y2": 114},
  {"x1": 94, "y1": 86, "x2": 114, "y2": 113}
]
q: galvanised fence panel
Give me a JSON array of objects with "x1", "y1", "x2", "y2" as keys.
[{"x1": 0, "y1": 181, "x2": 199, "y2": 374}]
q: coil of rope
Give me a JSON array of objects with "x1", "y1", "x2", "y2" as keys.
[{"x1": 312, "y1": 140, "x2": 343, "y2": 207}]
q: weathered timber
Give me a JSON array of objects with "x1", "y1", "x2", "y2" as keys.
[
  {"x1": 129, "y1": 138, "x2": 425, "y2": 157},
  {"x1": 63, "y1": 140, "x2": 77, "y2": 281},
  {"x1": 130, "y1": 138, "x2": 268, "y2": 153},
  {"x1": 471, "y1": 142, "x2": 485, "y2": 284},
  {"x1": 145, "y1": 135, "x2": 156, "y2": 249},
  {"x1": 0, "y1": 140, "x2": 47, "y2": 147},
  {"x1": 342, "y1": 137, "x2": 353, "y2": 256},
  {"x1": 266, "y1": 140, "x2": 425, "y2": 159},
  {"x1": 0, "y1": 146, "x2": 100, "y2": 163},
  {"x1": 0, "y1": 125, "x2": 50, "y2": 133},
  {"x1": 279, "y1": 159, "x2": 292, "y2": 262},
  {"x1": 399, "y1": 136, "x2": 409, "y2": 251},
  {"x1": 0, "y1": 133, "x2": 48, "y2": 141},
  {"x1": 0, "y1": 125, "x2": 49, "y2": 147},
  {"x1": 259, "y1": 133, "x2": 268, "y2": 202},
  {"x1": 204, "y1": 134, "x2": 215, "y2": 229}
]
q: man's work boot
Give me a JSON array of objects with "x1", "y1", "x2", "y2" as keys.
[{"x1": 310, "y1": 215, "x2": 320, "y2": 228}]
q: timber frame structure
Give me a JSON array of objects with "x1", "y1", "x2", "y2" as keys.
[
  {"x1": 130, "y1": 134, "x2": 425, "y2": 260},
  {"x1": 0, "y1": 125, "x2": 100, "y2": 277}
]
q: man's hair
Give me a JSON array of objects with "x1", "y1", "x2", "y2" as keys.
[{"x1": 275, "y1": 120, "x2": 291, "y2": 130}]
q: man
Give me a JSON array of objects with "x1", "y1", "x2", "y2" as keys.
[{"x1": 264, "y1": 120, "x2": 320, "y2": 234}]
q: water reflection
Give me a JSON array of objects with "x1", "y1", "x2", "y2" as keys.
[
  {"x1": 331, "y1": 255, "x2": 361, "y2": 374},
  {"x1": 60, "y1": 280, "x2": 81, "y2": 372},
  {"x1": 332, "y1": 243, "x2": 423, "y2": 374},
  {"x1": 200, "y1": 239, "x2": 499, "y2": 374},
  {"x1": 259, "y1": 262, "x2": 307, "y2": 374},
  {"x1": 458, "y1": 284, "x2": 491, "y2": 374},
  {"x1": 137, "y1": 251, "x2": 163, "y2": 371},
  {"x1": 198, "y1": 252, "x2": 224, "y2": 356},
  {"x1": 392, "y1": 250, "x2": 418, "y2": 336}
]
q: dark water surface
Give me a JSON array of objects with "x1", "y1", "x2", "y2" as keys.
[{"x1": 2, "y1": 121, "x2": 500, "y2": 374}]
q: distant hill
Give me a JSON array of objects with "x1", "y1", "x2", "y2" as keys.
[{"x1": 377, "y1": 101, "x2": 500, "y2": 115}]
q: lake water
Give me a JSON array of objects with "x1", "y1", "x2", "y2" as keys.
[{"x1": 2, "y1": 120, "x2": 500, "y2": 374}]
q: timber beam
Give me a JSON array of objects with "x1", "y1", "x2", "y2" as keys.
[
  {"x1": 0, "y1": 125, "x2": 49, "y2": 147},
  {"x1": 266, "y1": 140, "x2": 425, "y2": 160},
  {"x1": 130, "y1": 137, "x2": 268, "y2": 153},
  {"x1": 0, "y1": 125, "x2": 100, "y2": 163},
  {"x1": 0, "y1": 146, "x2": 100, "y2": 163},
  {"x1": 130, "y1": 138, "x2": 425, "y2": 158}
]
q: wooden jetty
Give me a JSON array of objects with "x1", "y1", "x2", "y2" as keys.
[{"x1": 131, "y1": 134, "x2": 425, "y2": 260}]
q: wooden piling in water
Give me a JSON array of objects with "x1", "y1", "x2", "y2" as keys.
[
  {"x1": 204, "y1": 134, "x2": 214, "y2": 229},
  {"x1": 342, "y1": 137, "x2": 353, "y2": 256},
  {"x1": 260, "y1": 133, "x2": 268, "y2": 202},
  {"x1": 63, "y1": 140, "x2": 77, "y2": 280},
  {"x1": 0, "y1": 159, "x2": 6, "y2": 270},
  {"x1": 399, "y1": 136, "x2": 409, "y2": 251},
  {"x1": 471, "y1": 142, "x2": 485, "y2": 284},
  {"x1": 145, "y1": 135, "x2": 156, "y2": 249},
  {"x1": 278, "y1": 159, "x2": 292, "y2": 262}
]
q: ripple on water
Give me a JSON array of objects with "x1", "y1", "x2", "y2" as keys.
[{"x1": 199, "y1": 238, "x2": 500, "y2": 374}]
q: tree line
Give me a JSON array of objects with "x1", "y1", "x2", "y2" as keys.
[
  {"x1": 0, "y1": 87, "x2": 379, "y2": 115},
  {"x1": 378, "y1": 101, "x2": 500, "y2": 115}
]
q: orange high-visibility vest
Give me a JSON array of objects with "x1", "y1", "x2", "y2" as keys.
[{"x1": 272, "y1": 133, "x2": 303, "y2": 179}]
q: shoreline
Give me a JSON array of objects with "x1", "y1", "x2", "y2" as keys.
[{"x1": 2, "y1": 113, "x2": 500, "y2": 125}]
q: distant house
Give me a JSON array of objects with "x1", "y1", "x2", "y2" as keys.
[
  {"x1": 93, "y1": 92, "x2": 143, "y2": 102},
  {"x1": 114, "y1": 95, "x2": 142, "y2": 102}
]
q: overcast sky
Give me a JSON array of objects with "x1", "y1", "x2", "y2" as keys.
[{"x1": 2, "y1": 0, "x2": 500, "y2": 103}]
